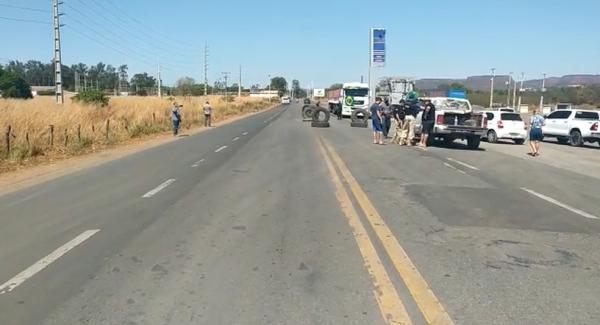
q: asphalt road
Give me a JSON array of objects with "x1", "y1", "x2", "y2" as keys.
[{"x1": 1, "y1": 102, "x2": 599, "y2": 324}]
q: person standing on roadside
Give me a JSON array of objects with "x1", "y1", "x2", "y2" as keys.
[
  {"x1": 391, "y1": 103, "x2": 406, "y2": 144},
  {"x1": 381, "y1": 99, "x2": 392, "y2": 138},
  {"x1": 419, "y1": 102, "x2": 436, "y2": 148},
  {"x1": 203, "y1": 101, "x2": 212, "y2": 127},
  {"x1": 370, "y1": 97, "x2": 384, "y2": 145},
  {"x1": 404, "y1": 95, "x2": 420, "y2": 145},
  {"x1": 528, "y1": 108, "x2": 545, "y2": 156},
  {"x1": 171, "y1": 102, "x2": 182, "y2": 136}
]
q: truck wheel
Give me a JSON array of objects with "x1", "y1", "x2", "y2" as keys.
[
  {"x1": 311, "y1": 107, "x2": 331, "y2": 123},
  {"x1": 487, "y1": 130, "x2": 498, "y2": 143},
  {"x1": 351, "y1": 109, "x2": 369, "y2": 122},
  {"x1": 467, "y1": 136, "x2": 481, "y2": 149},
  {"x1": 311, "y1": 121, "x2": 330, "y2": 128},
  {"x1": 557, "y1": 136, "x2": 569, "y2": 145},
  {"x1": 302, "y1": 105, "x2": 313, "y2": 119},
  {"x1": 514, "y1": 139, "x2": 525, "y2": 145},
  {"x1": 569, "y1": 130, "x2": 583, "y2": 147}
]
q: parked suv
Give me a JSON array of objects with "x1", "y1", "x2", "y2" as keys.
[
  {"x1": 482, "y1": 111, "x2": 527, "y2": 144},
  {"x1": 542, "y1": 109, "x2": 600, "y2": 146}
]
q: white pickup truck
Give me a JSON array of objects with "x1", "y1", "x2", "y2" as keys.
[
  {"x1": 542, "y1": 109, "x2": 600, "y2": 146},
  {"x1": 415, "y1": 97, "x2": 488, "y2": 149}
]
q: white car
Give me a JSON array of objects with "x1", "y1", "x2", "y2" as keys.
[
  {"x1": 281, "y1": 96, "x2": 291, "y2": 104},
  {"x1": 482, "y1": 111, "x2": 527, "y2": 144},
  {"x1": 542, "y1": 109, "x2": 600, "y2": 146}
]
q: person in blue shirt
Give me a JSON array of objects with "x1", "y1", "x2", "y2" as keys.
[
  {"x1": 171, "y1": 102, "x2": 182, "y2": 136},
  {"x1": 528, "y1": 108, "x2": 545, "y2": 156},
  {"x1": 370, "y1": 97, "x2": 384, "y2": 145}
]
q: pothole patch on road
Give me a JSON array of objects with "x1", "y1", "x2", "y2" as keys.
[{"x1": 483, "y1": 240, "x2": 581, "y2": 270}]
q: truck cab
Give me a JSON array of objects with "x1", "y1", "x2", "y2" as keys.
[{"x1": 328, "y1": 82, "x2": 369, "y2": 117}]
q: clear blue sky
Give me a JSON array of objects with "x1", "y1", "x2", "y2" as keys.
[{"x1": 1, "y1": 0, "x2": 599, "y2": 88}]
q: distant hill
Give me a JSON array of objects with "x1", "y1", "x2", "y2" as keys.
[{"x1": 415, "y1": 74, "x2": 600, "y2": 91}]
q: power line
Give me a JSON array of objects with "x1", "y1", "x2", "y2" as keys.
[
  {"x1": 102, "y1": 0, "x2": 197, "y2": 52},
  {"x1": 63, "y1": 25, "x2": 156, "y2": 69},
  {"x1": 0, "y1": 16, "x2": 50, "y2": 25},
  {"x1": 0, "y1": 3, "x2": 50, "y2": 13},
  {"x1": 65, "y1": 4, "x2": 197, "y2": 68},
  {"x1": 84, "y1": 0, "x2": 197, "y2": 56}
]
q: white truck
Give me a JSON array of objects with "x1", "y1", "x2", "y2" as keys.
[
  {"x1": 327, "y1": 82, "x2": 370, "y2": 117},
  {"x1": 378, "y1": 78, "x2": 415, "y2": 105},
  {"x1": 541, "y1": 109, "x2": 600, "y2": 146},
  {"x1": 414, "y1": 97, "x2": 488, "y2": 149}
]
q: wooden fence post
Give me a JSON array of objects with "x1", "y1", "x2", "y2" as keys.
[
  {"x1": 105, "y1": 119, "x2": 110, "y2": 140},
  {"x1": 25, "y1": 132, "x2": 30, "y2": 150},
  {"x1": 5, "y1": 125, "x2": 11, "y2": 156},
  {"x1": 64, "y1": 128, "x2": 69, "y2": 147},
  {"x1": 77, "y1": 124, "x2": 81, "y2": 142},
  {"x1": 152, "y1": 113, "x2": 156, "y2": 124},
  {"x1": 49, "y1": 125, "x2": 54, "y2": 147}
]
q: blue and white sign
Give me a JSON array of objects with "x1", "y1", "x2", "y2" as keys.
[{"x1": 371, "y1": 28, "x2": 386, "y2": 67}]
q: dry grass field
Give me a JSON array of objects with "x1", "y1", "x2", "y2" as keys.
[{"x1": 0, "y1": 95, "x2": 273, "y2": 172}]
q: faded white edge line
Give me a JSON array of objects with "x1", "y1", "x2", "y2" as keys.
[
  {"x1": 232, "y1": 137, "x2": 240, "y2": 142},
  {"x1": 0, "y1": 229, "x2": 100, "y2": 294},
  {"x1": 242, "y1": 132, "x2": 248, "y2": 136},
  {"x1": 447, "y1": 158, "x2": 480, "y2": 170},
  {"x1": 215, "y1": 145, "x2": 228, "y2": 153},
  {"x1": 521, "y1": 187, "x2": 598, "y2": 220},
  {"x1": 142, "y1": 179, "x2": 176, "y2": 198},
  {"x1": 191, "y1": 159, "x2": 206, "y2": 168},
  {"x1": 443, "y1": 162, "x2": 467, "y2": 175}
]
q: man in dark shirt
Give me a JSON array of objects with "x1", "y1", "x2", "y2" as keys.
[
  {"x1": 370, "y1": 97, "x2": 384, "y2": 144},
  {"x1": 419, "y1": 101, "x2": 436, "y2": 148},
  {"x1": 391, "y1": 103, "x2": 406, "y2": 144},
  {"x1": 403, "y1": 98, "x2": 420, "y2": 145}
]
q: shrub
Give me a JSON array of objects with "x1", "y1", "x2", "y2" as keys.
[
  {"x1": 72, "y1": 90, "x2": 109, "y2": 106},
  {"x1": 37, "y1": 89, "x2": 56, "y2": 96},
  {"x1": 0, "y1": 73, "x2": 33, "y2": 99}
]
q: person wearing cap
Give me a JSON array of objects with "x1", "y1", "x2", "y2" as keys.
[
  {"x1": 391, "y1": 101, "x2": 406, "y2": 144},
  {"x1": 403, "y1": 92, "x2": 420, "y2": 145},
  {"x1": 171, "y1": 102, "x2": 182, "y2": 136},
  {"x1": 203, "y1": 101, "x2": 212, "y2": 127}
]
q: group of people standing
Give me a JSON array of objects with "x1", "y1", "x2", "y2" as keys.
[
  {"x1": 170, "y1": 101, "x2": 213, "y2": 136},
  {"x1": 369, "y1": 96, "x2": 435, "y2": 148}
]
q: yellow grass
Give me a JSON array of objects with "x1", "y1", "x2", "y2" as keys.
[{"x1": 0, "y1": 95, "x2": 273, "y2": 171}]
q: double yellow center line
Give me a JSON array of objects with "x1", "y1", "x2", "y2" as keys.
[{"x1": 316, "y1": 135, "x2": 454, "y2": 325}]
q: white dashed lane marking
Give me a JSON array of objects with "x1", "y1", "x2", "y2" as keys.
[
  {"x1": 142, "y1": 179, "x2": 176, "y2": 198},
  {"x1": 0, "y1": 229, "x2": 101, "y2": 294}
]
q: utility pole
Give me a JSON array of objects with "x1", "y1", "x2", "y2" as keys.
[
  {"x1": 517, "y1": 72, "x2": 524, "y2": 112},
  {"x1": 489, "y1": 68, "x2": 496, "y2": 108},
  {"x1": 204, "y1": 43, "x2": 209, "y2": 96},
  {"x1": 238, "y1": 65, "x2": 242, "y2": 97},
  {"x1": 74, "y1": 71, "x2": 80, "y2": 92},
  {"x1": 52, "y1": 0, "x2": 64, "y2": 104},
  {"x1": 223, "y1": 72, "x2": 230, "y2": 108},
  {"x1": 157, "y1": 62, "x2": 162, "y2": 98},
  {"x1": 539, "y1": 73, "x2": 546, "y2": 111},
  {"x1": 268, "y1": 74, "x2": 272, "y2": 103},
  {"x1": 512, "y1": 73, "x2": 518, "y2": 108},
  {"x1": 507, "y1": 72, "x2": 513, "y2": 107}
]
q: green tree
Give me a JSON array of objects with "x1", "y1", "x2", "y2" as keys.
[
  {"x1": 328, "y1": 83, "x2": 343, "y2": 90},
  {"x1": 130, "y1": 73, "x2": 156, "y2": 95},
  {"x1": 0, "y1": 67, "x2": 33, "y2": 99},
  {"x1": 291, "y1": 79, "x2": 307, "y2": 98},
  {"x1": 270, "y1": 76, "x2": 288, "y2": 96},
  {"x1": 176, "y1": 76, "x2": 195, "y2": 95}
]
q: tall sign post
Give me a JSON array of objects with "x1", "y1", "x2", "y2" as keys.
[{"x1": 368, "y1": 28, "x2": 386, "y2": 103}]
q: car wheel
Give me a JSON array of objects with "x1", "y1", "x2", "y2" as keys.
[
  {"x1": 487, "y1": 130, "x2": 498, "y2": 143},
  {"x1": 569, "y1": 130, "x2": 583, "y2": 147},
  {"x1": 467, "y1": 136, "x2": 481, "y2": 149}
]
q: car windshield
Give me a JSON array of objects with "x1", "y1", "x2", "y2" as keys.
[
  {"x1": 501, "y1": 113, "x2": 522, "y2": 121},
  {"x1": 432, "y1": 99, "x2": 471, "y2": 111},
  {"x1": 344, "y1": 88, "x2": 369, "y2": 97}
]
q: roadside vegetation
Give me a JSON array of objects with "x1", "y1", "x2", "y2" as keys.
[{"x1": 0, "y1": 95, "x2": 273, "y2": 173}]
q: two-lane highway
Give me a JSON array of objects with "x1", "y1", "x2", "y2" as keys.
[{"x1": 1, "y1": 103, "x2": 600, "y2": 324}]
